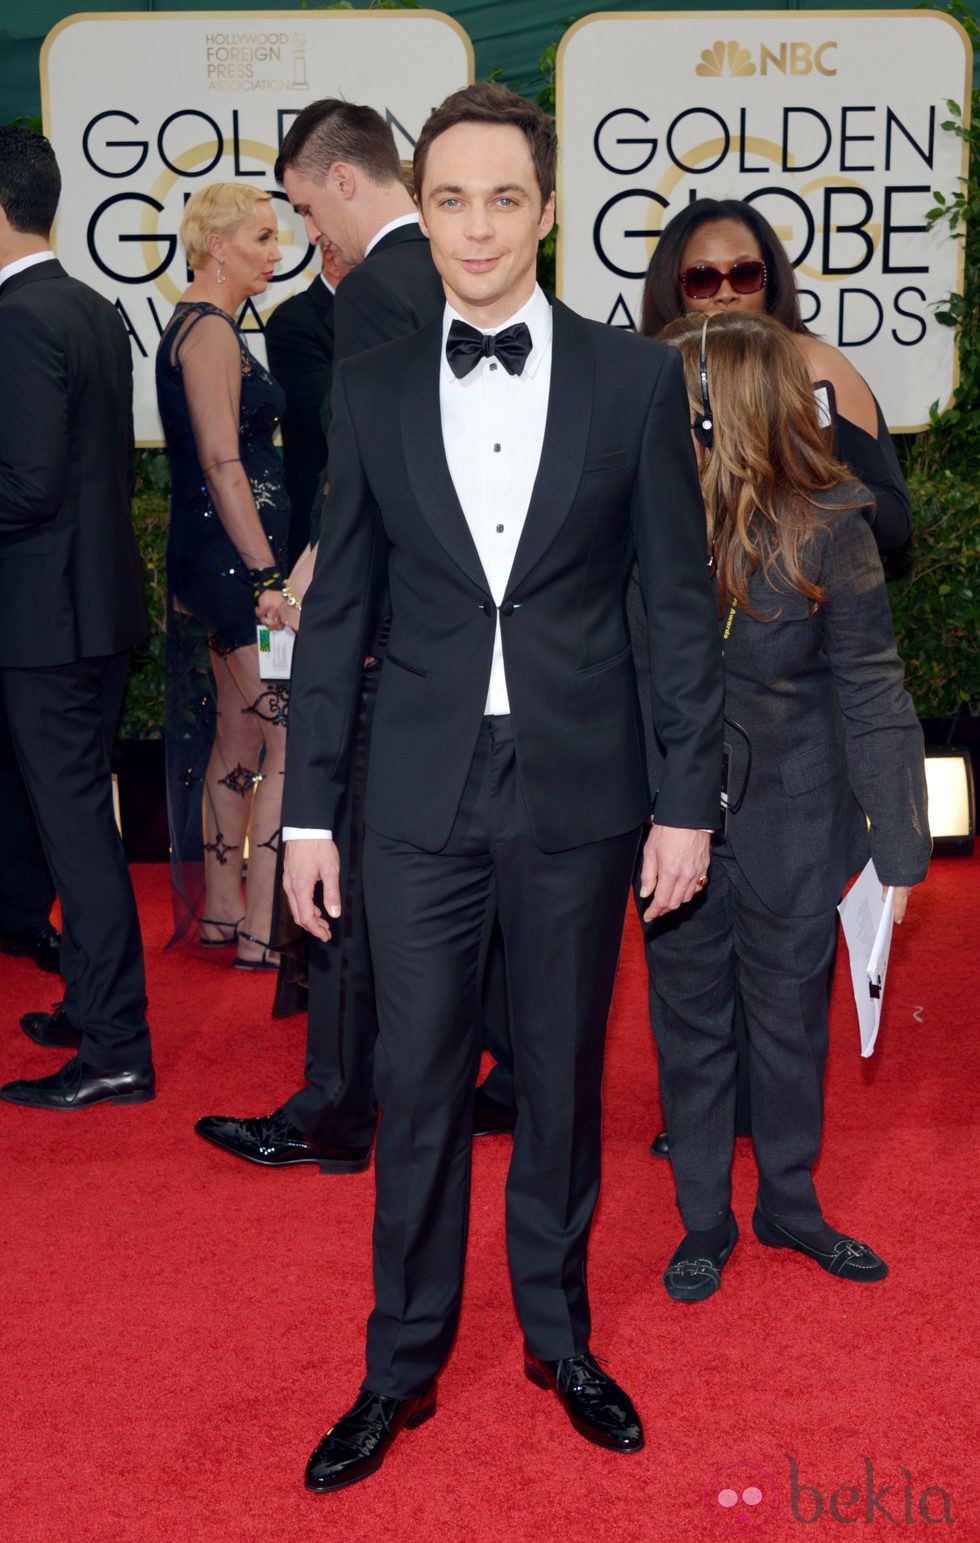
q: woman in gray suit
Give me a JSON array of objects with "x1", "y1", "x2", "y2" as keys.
[{"x1": 648, "y1": 311, "x2": 930, "y2": 1302}]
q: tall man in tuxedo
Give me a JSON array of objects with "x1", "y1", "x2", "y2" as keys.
[
  {"x1": 0, "y1": 126, "x2": 153, "y2": 1110},
  {"x1": 196, "y1": 101, "x2": 446, "y2": 1172},
  {"x1": 281, "y1": 83, "x2": 723, "y2": 1491}
]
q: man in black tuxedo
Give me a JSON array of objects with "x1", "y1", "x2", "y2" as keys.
[
  {"x1": 281, "y1": 83, "x2": 723, "y2": 1491},
  {"x1": 0, "y1": 126, "x2": 153, "y2": 1110},
  {"x1": 196, "y1": 101, "x2": 447, "y2": 1173},
  {"x1": 264, "y1": 241, "x2": 351, "y2": 565}
]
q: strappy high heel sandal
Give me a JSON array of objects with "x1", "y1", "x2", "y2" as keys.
[
  {"x1": 234, "y1": 930, "x2": 280, "y2": 972},
  {"x1": 200, "y1": 915, "x2": 244, "y2": 947}
]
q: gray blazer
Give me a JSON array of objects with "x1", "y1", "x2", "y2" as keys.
[{"x1": 632, "y1": 484, "x2": 930, "y2": 916}]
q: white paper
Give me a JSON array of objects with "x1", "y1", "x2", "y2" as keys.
[
  {"x1": 837, "y1": 860, "x2": 896, "y2": 1057},
  {"x1": 256, "y1": 625, "x2": 294, "y2": 681}
]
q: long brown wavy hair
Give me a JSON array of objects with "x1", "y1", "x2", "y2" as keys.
[{"x1": 660, "y1": 311, "x2": 863, "y2": 617}]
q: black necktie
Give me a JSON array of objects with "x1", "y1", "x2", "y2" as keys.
[{"x1": 446, "y1": 319, "x2": 533, "y2": 379}]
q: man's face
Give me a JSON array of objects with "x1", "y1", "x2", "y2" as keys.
[
  {"x1": 282, "y1": 165, "x2": 361, "y2": 266},
  {"x1": 417, "y1": 122, "x2": 554, "y2": 328}
]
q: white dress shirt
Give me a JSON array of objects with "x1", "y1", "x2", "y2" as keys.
[
  {"x1": 0, "y1": 249, "x2": 55, "y2": 287},
  {"x1": 364, "y1": 212, "x2": 421, "y2": 257},
  {"x1": 441, "y1": 284, "x2": 552, "y2": 714},
  {"x1": 283, "y1": 284, "x2": 553, "y2": 842}
]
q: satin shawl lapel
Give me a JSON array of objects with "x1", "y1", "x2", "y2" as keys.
[
  {"x1": 401, "y1": 320, "x2": 488, "y2": 592},
  {"x1": 505, "y1": 300, "x2": 594, "y2": 597}
]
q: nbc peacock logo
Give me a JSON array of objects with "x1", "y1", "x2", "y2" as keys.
[{"x1": 696, "y1": 40, "x2": 756, "y2": 77}]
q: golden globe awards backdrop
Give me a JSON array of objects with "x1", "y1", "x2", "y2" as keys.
[
  {"x1": 557, "y1": 10, "x2": 971, "y2": 431},
  {"x1": 40, "y1": 11, "x2": 473, "y2": 444}
]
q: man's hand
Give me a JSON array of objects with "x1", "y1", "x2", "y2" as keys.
[
  {"x1": 639, "y1": 824, "x2": 712, "y2": 922},
  {"x1": 283, "y1": 838, "x2": 341, "y2": 941}
]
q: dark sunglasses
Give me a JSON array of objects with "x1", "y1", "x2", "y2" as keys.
[{"x1": 679, "y1": 260, "x2": 767, "y2": 300}]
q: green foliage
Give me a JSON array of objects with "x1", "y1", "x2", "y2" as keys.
[
  {"x1": 890, "y1": 0, "x2": 980, "y2": 716},
  {"x1": 117, "y1": 451, "x2": 170, "y2": 740}
]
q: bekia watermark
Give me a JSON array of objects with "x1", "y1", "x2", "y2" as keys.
[{"x1": 706, "y1": 1456, "x2": 956, "y2": 1527}]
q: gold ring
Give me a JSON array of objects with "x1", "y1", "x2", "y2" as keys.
[{"x1": 697, "y1": 874, "x2": 708, "y2": 888}]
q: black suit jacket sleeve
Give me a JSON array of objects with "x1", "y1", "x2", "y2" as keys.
[
  {"x1": 265, "y1": 288, "x2": 332, "y2": 452},
  {"x1": 283, "y1": 360, "x2": 389, "y2": 829},
  {"x1": 630, "y1": 346, "x2": 723, "y2": 829},
  {"x1": 0, "y1": 303, "x2": 69, "y2": 531}
]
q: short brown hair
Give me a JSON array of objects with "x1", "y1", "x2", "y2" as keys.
[
  {"x1": 413, "y1": 81, "x2": 556, "y2": 207},
  {"x1": 274, "y1": 99, "x2": 402, "y2": 188},
  {"x1": 180, "y1": 183, "x2": 271, "y2": 271}
]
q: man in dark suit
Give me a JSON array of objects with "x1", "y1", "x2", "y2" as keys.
[
  {"x1": 264, "y1": 241, "x2": 351, "y2": 566},
  {"x1": 281, "y1": 83, "x2": 723, "y2": 1491},
  {"x1": 195, "y1": 101, "x2": 448, "y2": 1173},
  {"x1": 0, "y1": 126, "x2": 153, "y2": 1110},
  {"x1": 0, "y1": 696, "x2": 60, "y2": 975}
]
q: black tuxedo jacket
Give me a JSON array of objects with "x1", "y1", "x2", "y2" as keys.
[
  {"x1": 333, "y1": 223, "x2": 445, "y2": 369},
  {"x1": 309, "y1": 223, "x2": 444, "y2": 546},
  {"x1": 265, "y1": 275, "x2": 335, "y2": 556},
  {"x1": 0, "y1": 259, "x2": 146, "y2": 667},
  {"x1": 284, "y1": 296, "x2": 723, "y2": 855}
]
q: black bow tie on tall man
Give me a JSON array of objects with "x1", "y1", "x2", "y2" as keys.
[{"x1": 446, "y1": 319, "x2": 533, "y2": 379}]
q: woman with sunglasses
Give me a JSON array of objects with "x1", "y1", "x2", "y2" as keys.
[
  {"x1": 641, "y1": 198, "x2": 911, "y2": 550},
  {"x1": 644, "y1": 311, "x2": 929, "y2": 1302}
]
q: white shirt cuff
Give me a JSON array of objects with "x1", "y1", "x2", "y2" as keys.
[{"x1": 282, "y1": 827, "x2": 333, "y2": 841}]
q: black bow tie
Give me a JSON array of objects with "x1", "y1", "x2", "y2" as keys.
[{"x1": 446, "y1": 319, "x2": 533, "y2": 379}]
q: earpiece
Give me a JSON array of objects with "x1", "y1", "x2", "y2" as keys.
[{"x1": 696, "y1": 316, "x2": 714, "y2": 448}]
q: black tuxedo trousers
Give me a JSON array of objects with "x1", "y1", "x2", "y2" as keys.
[{"x1": 362, "y1": 717, "x2": 641, "y2": 1393}]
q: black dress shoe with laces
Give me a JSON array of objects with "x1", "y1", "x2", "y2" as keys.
[
  {"x1": 20, "y1": 1001, "x2": 82, "y2": 1049},
  {"x1": 663, "y1": 1214, "x2": 739, "y2": 1302},
  {"x1": 195, "y1": 1109, "x2": 372, "y2": 1173},
  {"x1": 472, "y1": 1083, "x2": 517, "y2": 1137},
  {"x1": 1, "y1": 920, "x2": 62, "y2": 974},
  {"x1": 524, "y1": 1349, "x2": 644, "y2": 1452},
  {"x1": 753, "y1": 1208, "x2": 888, "y2": 1281},
  {"x1": 305, "y1": 1385, "x2": 437, "y2": 1493},
  {"x1": 0, "y1": 1055, "x2": 155, "y2": 1109}
]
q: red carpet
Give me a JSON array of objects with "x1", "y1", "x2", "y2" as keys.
[{"x1": 1, "y1": 855, "x2": 977, "y2": 1539}]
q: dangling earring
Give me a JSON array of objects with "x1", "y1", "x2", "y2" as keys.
[{"x1": 216, "y1": 259, "x2": 226, "y2": 286}]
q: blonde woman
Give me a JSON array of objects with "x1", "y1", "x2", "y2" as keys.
[
  {"x1": 646, "y1": 311, "x2": 929, "y2": 1301},
  {"x1": 156, "y1": 183, "x2": 289, "y2": 968}
]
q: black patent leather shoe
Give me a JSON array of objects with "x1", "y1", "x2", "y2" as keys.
[
  {"x1": 752, "y1": 1208, "x2": 888, "y2": 1281},
  {"x1": 0, "y1": 1055, "x2": 155, "y2": 1110},
  {"x1": 649, "y1": 1130, "x2": 670, "y2": 1159},
  {"x1": 524, "y1": 1349, "x2": 644, "y2": 1452},
  {"x1": 19, "y1": 1001, "x2": 81, "y2": 1049},
  {"x1": 472, "y1": 1083, "x2": 517, "y2": 1137},
  {"x1": 305, "y1": 1385, "x2": 437, "y2": 1493},
  {"x1": 1, "y1": 920, "x2": 62, "y2": 974},
  {"x1": 195, "y1": 1109, "x2": 372, "y2": 1173}
]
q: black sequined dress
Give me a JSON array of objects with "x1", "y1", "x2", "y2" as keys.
[{"x1": 156, "y1": 302, "x2": 290, "y2": 940}]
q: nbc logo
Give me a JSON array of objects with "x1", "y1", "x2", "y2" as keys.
[
  {"x1": 696, "y1": 41, "x2": 755, "y2": 77},
  {"x1": 695, "y1": 39, "x2": 837, "y2": 77}
]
